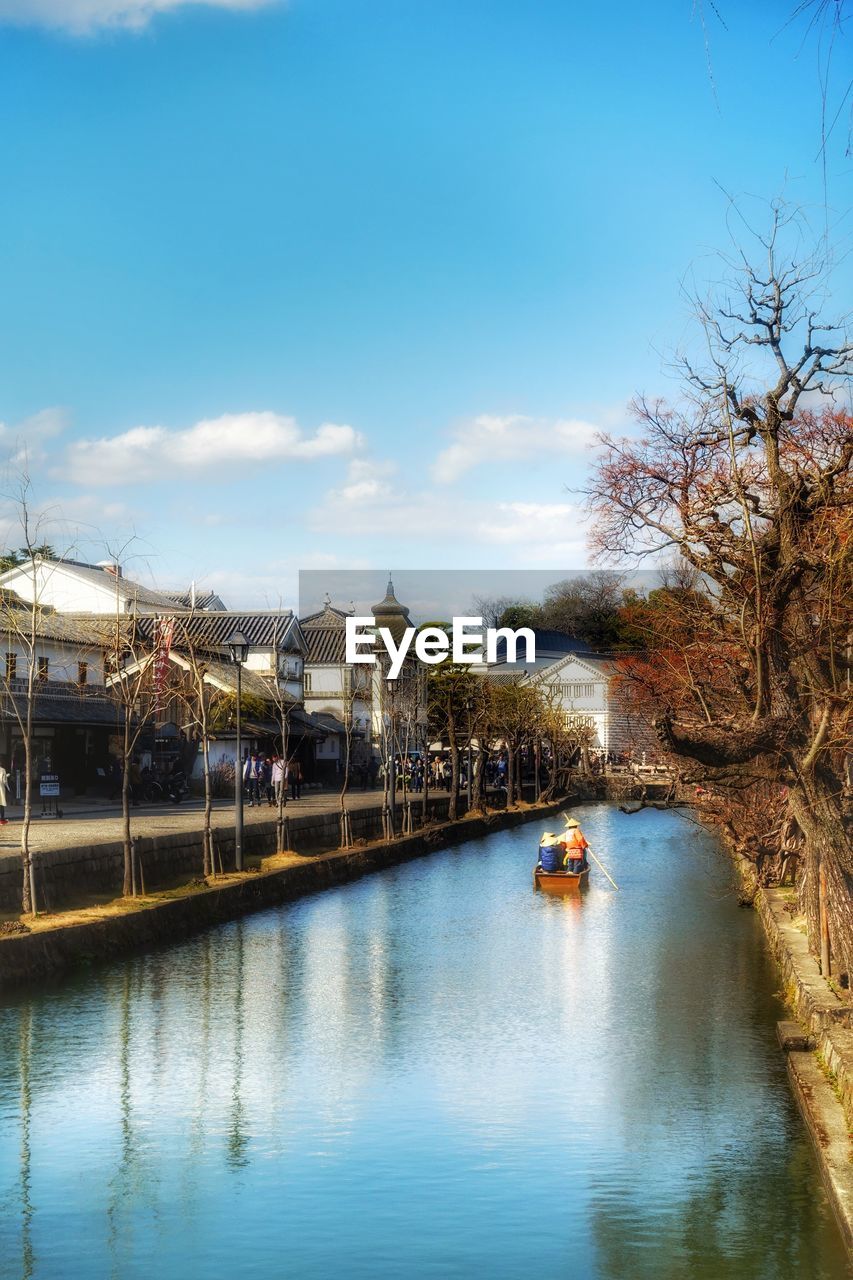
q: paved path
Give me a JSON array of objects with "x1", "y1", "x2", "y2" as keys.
[{"x1": 0, "y1": 787, "x2": 428, "y2": 858}]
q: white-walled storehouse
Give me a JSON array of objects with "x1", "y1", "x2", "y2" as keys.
[
  {"x1": 0, "y1": 611, "x2": 119, "y2": 795},
  {"x1": 0, "y1": 556, "x2": 225, "y2": 616},
  {"x1": 486, "y1": 630, "x2": 651, "y2": 759}
]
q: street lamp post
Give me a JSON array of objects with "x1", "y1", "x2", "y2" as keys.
[
  {"x1": 227, "y1": 630, "x2": 251, "y2": 872},
  {"x1": 465, "y1": 697, "x2": 473, "y2": 812}
]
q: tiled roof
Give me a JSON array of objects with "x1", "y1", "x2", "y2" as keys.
[
  {"x1": 39, "y1": 560, "x2": 191, "y2": 610},
  {"x1": 311, "y1": 711, "x2": 348, "y2": 734},
  {"x1": 303, "y1": 628, "x2": 347, "y2": 664},
  {"x1": 2, "y1": 685, "x2": 121, "y2": 727},
  {"x1": 301, "y1": 604, "x2": 349, "y2": 664},
  {"x1": 171, "y1": 655, "x2": 297, "y2": 705},
  {"x1": 0, "y1": 610, "x2": 118, "y2": 648},
  {"x1": 136, "y1": 611, "x2": 304, "y2": 652},
  {"x1": 482, "y1": 669, "x2": 524, "y2": 685},
  {"x1": 163, "y1": 589, "x2": 227, "y2": 611},
  {"x1": 490, "y1": 629, "x2": 592, "y2": 663},
  {"x1": 300, "y1": 603, "x2": 351, "y2": 626},
  {"x1": 0, "y1": 558, "x2": 229, "y2": 614},
  {"x1": 239, "y1": 706, "x2": 325, "y2": 739}
]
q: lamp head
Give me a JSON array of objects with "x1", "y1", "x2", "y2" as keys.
[{"x1": 227, "y1": 630, "x2": 250, "y2": 664}]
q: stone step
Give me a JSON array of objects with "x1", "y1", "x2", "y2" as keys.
[{"x1": 777, "y1": 1019, "x2": 815, "y2": 1052}]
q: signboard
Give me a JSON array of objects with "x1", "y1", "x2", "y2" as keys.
[{"x1": 39, "y1": 773, "x2": 60, "y2": 798}]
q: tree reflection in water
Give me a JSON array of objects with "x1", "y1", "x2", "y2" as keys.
[{"x1": 0, "y1": 808, "x2": 847, "y2": 1278}]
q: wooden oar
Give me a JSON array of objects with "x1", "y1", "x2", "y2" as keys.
[
  {"x1": 586, "y1": 847, "x2": 620, "y2": 891},
  {"x1": 561, "y1": 815, "x2": 620, "y2": 891}
]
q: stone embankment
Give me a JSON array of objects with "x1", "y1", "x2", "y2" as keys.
[
  {"x1": 752, "y1": 882, "x2": 853, "y2": 1252},
  {"x1": 0, "y1": 799, "x2": 569, "y2": 988},
  {"x1": 0, "y1": 794, "x2": 457, "y2": 914}
]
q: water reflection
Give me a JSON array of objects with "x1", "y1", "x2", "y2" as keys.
[
  {"x1": 0, "y1": 806, "x2": 847, "y2": 1278},
  {"x1": 18, "y1": 1003, "x2": 33, "y2": 1280}
]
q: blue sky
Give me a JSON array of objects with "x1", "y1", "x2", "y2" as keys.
[{"x1": 0, "y1": 0, "x2": 848, "y2": 607}]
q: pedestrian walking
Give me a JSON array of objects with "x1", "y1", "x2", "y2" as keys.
[
  {"x1": 272, "y1": 755, "x2": 285, "y2": 806},
  {"x1": 0, "y1": 759, "x2": 9, "y2": 824},
  {"x1": 244, "y1": 752, "x2": 261, "y2": 806},
  {"x1": 261, "y1": 755, "x2": 274, "y2": 806},
  {"x1": 289, "y1": 757, "x2": 303, "y2": 801}
]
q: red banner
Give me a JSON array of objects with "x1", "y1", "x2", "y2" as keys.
[{"x1": 153, "y1": 616, "x2": 175, "y2": 715}]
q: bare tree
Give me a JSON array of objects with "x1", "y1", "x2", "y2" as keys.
[
  {"x1": 485, "y1": 679, "x2": 544, "y2": 807},
  {"x1": 104, "y1": 609, "x2": 156, "y2": 898},
  {"x1": 168, "y1": 615, "x2": 229, "y2": 879},
  {"x1": 0, "y1": 477, "x2": 71, "y2": 913},
  {"x1": 253, "y1": 621, "x2": 297, "y2": 852},
  {"x1": 589, "y1": 203, "x2": 853, "y2": 971}
]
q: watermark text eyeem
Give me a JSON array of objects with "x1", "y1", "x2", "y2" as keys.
[{"x1": 345, "y1": 616, "x2": 536, "y2": 679}]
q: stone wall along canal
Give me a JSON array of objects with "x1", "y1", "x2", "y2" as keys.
[{"x1": 0, "y1": 804, "x2": 847, "y2": 1278}]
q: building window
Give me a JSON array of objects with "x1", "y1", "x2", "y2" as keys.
[
  {"x1": 5, "y1": 653, "x2": 16, "y2": 682},
  {"x1": 555, "y1": 682, "x2": 595, "y2": 699},
  {"x1": 303, "y1": 672, "x2": 313, "y2": 694},
  {"x1": 78, "y1": 661, "x2": 88, "y2": 686},
  {"x1": 564, "y1": 713, "x2": 596, "y2": 730},
  {"x1": 37, "y1": 657, "x2": 49, "y2": 682}
]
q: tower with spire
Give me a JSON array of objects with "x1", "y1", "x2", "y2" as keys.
[{"x1": 371, "y1": 574, "x2": 412, "y2": 645}]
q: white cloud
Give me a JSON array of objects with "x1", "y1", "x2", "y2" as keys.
[
  {"x1": 0, "y1": 407, "x2": 68, "y2": 470},
  {"x1": 0, "y1": 0, "x2": 279, "y2": 35},
  {"x1": 64, "y1": 411, "x2": 363, "y2": 486},
  {"x1": 432, "y1": 414, "x2": 600, "y2": 485},
  {"x1": 475, "y1": 501, "x2": 579, "y2": 546},
  {"x1": 328, "y1": 458, "x2": 397, "y2": 506},
  {"x1": 309, "y1": 480, "x2": 590, "y2": 565}
]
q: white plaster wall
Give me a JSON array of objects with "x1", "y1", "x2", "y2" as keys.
[
  {"x1": 1, "y1": 563, "x2": 148, "y2": 613},
  {"x1": 536, "y1": 658, "x2": 611, "y2": 751},
  {"x1": 3, "y1": 636, "x2": 106, "y2": 685}
]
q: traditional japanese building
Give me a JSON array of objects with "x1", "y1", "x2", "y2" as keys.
[
  {"x1": 0, "y1": 555, "x2": 225, "y2": 615},
  {"x1": 485, "y1": 628, "x2": 655, "y2": 759},
  {"x1": 300, "y1": 599, "x2": 372, "y2": 783},
  {"x1": 0, "y1": 610, "x2": 120, "y2": 796}
]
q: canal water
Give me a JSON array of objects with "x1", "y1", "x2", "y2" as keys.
[{"x1": 0, "y1": 805, "x2": 848, "y2": 1279}]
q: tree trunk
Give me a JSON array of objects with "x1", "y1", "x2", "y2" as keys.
[
  {"x1": 202, "y1": 733, "x2": 212, "y2": 878},
  {"x1": 792, "y1": 778, "x2": 853, "y2": 981},
  {"x1": 580, "y1": 742, "x2": 591, "y2": 778},
  {"x1": 339, "y1": 724, "x2": 352, "y2": 848},
  {"x1": 473, "y1": 744, "x2": 486, "y2": 813},
  {"x1": 447, "y1": 716, "x2": 459, "y2": 821},
  {"x1": 20, "y1": 741, "x2": 33, "y2": 916},
  {"x1": 122, "y1": 719, "x2": 133, "y2": 897},
  {"x1": 18, "y1": 641, "x2": 39, "y2": 915},
  {"x1": 275, "y1": 716, "x2": 289, "y2": 850}
]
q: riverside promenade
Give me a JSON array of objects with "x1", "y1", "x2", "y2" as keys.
[
  {"x1": 0, "y1": 786, "x2": 466, "y2": 915},
  {"x1": 0, "y1": 785, "x2": 400, "y2": 859}
]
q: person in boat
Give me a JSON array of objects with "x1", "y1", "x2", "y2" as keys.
[
  {"x1": 538, "y1": 832, "x2": 565, "y2": 873},
  {"x1": 562, "y1": 818, "x2": 589, "y2": 873}
]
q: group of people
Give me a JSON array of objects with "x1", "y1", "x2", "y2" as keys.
[
  {"x1": 537, "y1": 817, "x2": 590, "y2": 874},
  {"x1": 242, "y1": 753, "x2": 303, "y2": 806}
]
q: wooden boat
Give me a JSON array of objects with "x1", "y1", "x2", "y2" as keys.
[{"x1": 534, "y1": 864, "x2": 590, "y2": 891}]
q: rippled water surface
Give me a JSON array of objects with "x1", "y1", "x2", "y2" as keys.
[{"x1": 0, "y1": 805, "x2": 848, "y2": 1278}]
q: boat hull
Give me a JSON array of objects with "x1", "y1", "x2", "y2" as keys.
[{"x1": 534, "y1": 866, "x2": 590, "y2": 892}]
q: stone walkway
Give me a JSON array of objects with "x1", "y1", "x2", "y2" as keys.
[{"x1": 0, "y1": 787, "x2": 435, "y2": 860}]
